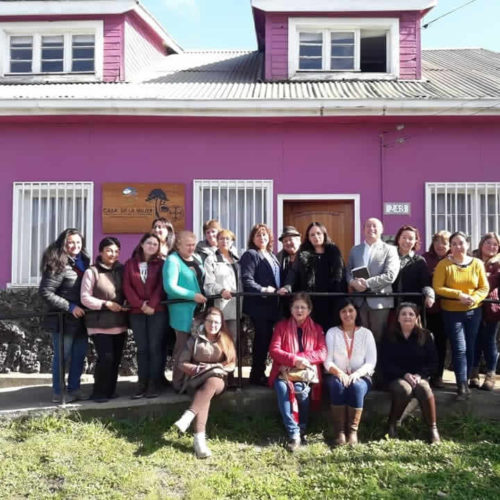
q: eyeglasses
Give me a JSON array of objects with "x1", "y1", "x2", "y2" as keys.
[{"x1": 292, "y1": 305, "x2": 309, "y2": 311}]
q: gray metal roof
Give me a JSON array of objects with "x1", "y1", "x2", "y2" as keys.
[{"x1": 0, "y1": 48, "x2": 499, "y2": 113}]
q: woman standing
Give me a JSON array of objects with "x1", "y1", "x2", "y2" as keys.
[
  {"x1": 269, "y1": 293, "x2": 326, "y2": 451},
  {"x1": 204, "y1": 229, "x2": 239, "y2": 342},
  {"x1": 123, "y1": 233, "x2": 167, "y2": 399},
  {"x1": 280, "y1": 222, "x2": 346, "y2": 332},
  {"x1": 240, "y1": 224, "x2": 281, "y2": 386},
  {"x1": 470, "y1": 232, "x2": 500, "y2": 390},
  {"x1": 173, "y1": 307, "x2": 236, "y2": 458},
  {"x1": 39, "y1": 228, "x2": 90, "y2": 404},
  {"x1": 152, "y1": 217, "x2": 176, "y2": 260},
  {"x1": 324, "y1": 299, "x2": 376, "y2": 446},
  {"x1": 164, "y1": 231, "x2": 207, "y2": 392},
  {"x1": 393, "y1": 225, "x2": 434, "y2": 309},
  {"x1": 195, "y1": 219, "x2": 222, "y2": 263},
  {"x1": 381, "y1": 303, "x2": 440, "y2": 444},
  {"x1": 81, "y1": 237, "x2": 128, "y2": 402},
  {"x1": 422, "y1": 230, "x2": 451, "y2": 388},
  {"x1": 433, "y1": 231, "x2": 489, "y2": 400}
]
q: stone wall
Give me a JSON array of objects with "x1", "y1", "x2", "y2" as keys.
[{"x1": 0, "y1": 289, "x2": 255, "y2": 375}]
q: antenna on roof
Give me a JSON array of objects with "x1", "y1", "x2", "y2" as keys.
[{"x1": 423, "y1": 0, "x2": 479, "y2": 29}]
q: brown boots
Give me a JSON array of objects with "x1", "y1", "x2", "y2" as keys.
[
  {"x1": 330, "y1": 405, "x2": 346, "y2": 446},
  {"x1": 481, "y1": 371, "x2": 496, "y2": 391},
  {"x1": 387, "y1": 396, "x2": 410, "y2": 438},
  {"x1": 420, "y1": 395, "x2": 441, "y2": 444},
  {"x1": 346, "y1": 407, "x2": 363, "y2": 445},
  {"x1": 330, "y1": 405, "x2": 363, "y2": 446}
]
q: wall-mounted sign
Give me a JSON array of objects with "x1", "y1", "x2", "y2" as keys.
[
  {"x1": 384, "y1": 202, "x2": 411, "y2": 216},
  {"x1": 102, "y1": 183, "x2": 185, "y2": 233}
]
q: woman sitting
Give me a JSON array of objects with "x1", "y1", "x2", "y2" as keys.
[
  {"x1": 381, "y1": 303, "x2": 440, "y2": 444},
  {"x1": 324, "y1": 299, "x2": 376, "y2": 446},
  {"x1": 173, "y1": 307, "x2": 236, "y2": 458},
  {"x1": 268, "y1": 293, "x2": 326, "y2": 452},
  {"x1": 81, "y1": 237, "x2": 128, "y2": 402}
]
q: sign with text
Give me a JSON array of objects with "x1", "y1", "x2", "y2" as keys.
[
  {"x1": 102, "y1": 183, "x2": 185, "y2": 233},
  {"x1": 384, "y1": 202, "x2": 411, "y2": 216}
]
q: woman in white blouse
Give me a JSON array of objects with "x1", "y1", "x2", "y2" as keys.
[{"x1": 324, "y1": 299, "x2": 377, "y2": 446}]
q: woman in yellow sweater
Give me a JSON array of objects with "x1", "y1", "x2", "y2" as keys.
[{"x1": 433, "y1": 231, "x2": 489, "y2": 400}]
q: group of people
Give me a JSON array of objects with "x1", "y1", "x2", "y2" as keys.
[{"x1": 38, "y1": 216, "x2": 499, "y2": 457}]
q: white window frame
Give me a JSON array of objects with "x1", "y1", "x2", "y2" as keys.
[
  {"x1": 425, "y1": 182, "x2": 500, "y2": 250},
  {"x1": 288, "y1": 17, "x2": 399, "y2": 80},
  {"x1": 0, "y1": 21, "x2": 103, "y2": 81},
  {"x1": 10, "y1": 182, "x2": 94, "y2": 288},
  {"x1": 193, "y1": 180, "x2": 273, "y2": 255}
]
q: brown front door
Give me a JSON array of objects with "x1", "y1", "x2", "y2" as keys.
[{"x1": 283, "y1": 199, "x2": 354, "y2": 262}]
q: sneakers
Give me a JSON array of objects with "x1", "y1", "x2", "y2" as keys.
[
  {"x1": 287, "y1": 435, "x2": 301, "y2": 452},
  {"x1": 173, "y1": 410, "x2": 196, "y2": 434},
  {"x1": 193, "y1": 432, "x2": 212, "y2": 459}
]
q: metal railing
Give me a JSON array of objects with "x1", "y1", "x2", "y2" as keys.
[{"x1": 1, "y1": 291, "x2": 498, "y2": 405}]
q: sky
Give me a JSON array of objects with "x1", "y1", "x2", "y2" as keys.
[{"x1": 142, "y1": 0, "x2": 500, "y2": 52}]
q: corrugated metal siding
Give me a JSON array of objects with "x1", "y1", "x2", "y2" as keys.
[{"x1": 1, "y1": 49, "x2": 499, "y2": 102}]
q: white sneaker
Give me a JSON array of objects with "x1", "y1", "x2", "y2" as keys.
[
  {"x1": 193, "y1": 432, "x2": 212, "y2": 459},
  {"x1": 173, "y1": 410, "x2": 196, "y2": 433}
]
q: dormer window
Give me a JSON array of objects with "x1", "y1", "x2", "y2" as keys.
[
  {"x1": 1, "y1": 21, "x2": 103, "y2": 81},
  {"x1": 290, "y1": 18, "x2": 399, "y2": 80}
]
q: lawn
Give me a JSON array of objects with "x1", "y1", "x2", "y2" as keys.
[{"x1": 0, "y1": 410, "x2": 498, "y2": 499}]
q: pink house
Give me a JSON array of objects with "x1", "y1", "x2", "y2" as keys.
[{"x1": 1, "y1": 0, "x2": 499, "y2": 289}]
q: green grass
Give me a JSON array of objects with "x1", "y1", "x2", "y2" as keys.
[{"x1": 0, "y1": 411, "x2": 498, "y2": 499}]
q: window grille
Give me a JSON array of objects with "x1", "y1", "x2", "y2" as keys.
[
  {"x1": 193, "y1": 180, "x2": 273, "y2": 255},
  {"x1": 426, "y1": 183, "x2": 500, "y2": 250},
  {"x1": 11, "y1": 182, "x2": 93, "y2": 287}
]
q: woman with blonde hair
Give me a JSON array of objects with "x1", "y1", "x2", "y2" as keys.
[
  {"x1": 173, "y1": 307, "x2": 236, "y2": 458},
  {"x1": 470, "y1": 232, "x2": 500, "y2": 390}
]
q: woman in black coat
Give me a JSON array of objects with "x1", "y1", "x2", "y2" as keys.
[
  {"x1": 240, "y1": 223, "x2": 281, "y2": 386},
  {"x1": 39, "y1": 228, "x2": 90, "y2": 404},
  {"x1": 393, "y1": 225, "x2": 435, "y2": 310},
  {"x1": 381, "y1": 302, "x2": 440, "y2": 444},
  {"x1": 279, "y1": 222, "x2": 346, "y2": 332}
]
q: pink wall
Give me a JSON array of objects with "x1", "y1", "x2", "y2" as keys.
[
  {"x1": 260, "y1": 11, "x2": 423, "y2": 81},
  {"x1": 1, "y1": 116, "x2": 499, "y2": 288}
]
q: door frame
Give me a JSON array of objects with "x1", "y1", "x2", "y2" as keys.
[{"x1": 277, "y1": 193, "x2": 361, "y2": 249}]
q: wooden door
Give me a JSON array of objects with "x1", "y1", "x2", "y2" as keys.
[{"x1": 283, "y1": 200, "x2": 354, "y2": 262}]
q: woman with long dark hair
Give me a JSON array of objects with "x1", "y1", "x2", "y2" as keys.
[
  {"x1": 324, "y1": 299, "x2": 376, "y2": 446},
  {"x1": 470, "y1": 232, "x2": 500, "y2": 391},
  {"x1": 240, "y1": 223, "x2": 281, "y2": 386},
  {"x1": 433, "y1": 231, "x2": 489, "y2": 400},
  {"x1": 173, "y1": 307, "x2": 236, "y2": 458},
  {"x1": 123, "y1": 233, "x2": 167, "y2": 399},
  {"x1": 39, "y1": 228, "x2": 90, "y2": 404},
  {"x1": 381, "y1": 302, "x2": 440, "y2": 444},
  {"x1": 81, "y1": 237, "x2": 128, "y2": 402},
  {"x1": 280, "y1": 222, "x2": 346, "y2": 332}
]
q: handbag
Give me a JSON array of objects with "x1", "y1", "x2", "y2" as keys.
[{"x1": 279, "y1": 363, "x2": 318, "y2": 384}]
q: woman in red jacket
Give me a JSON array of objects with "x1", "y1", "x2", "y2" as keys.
[
  {"x1": 123, "y1": 233, "x2": 167, "y2": 399},
  {"x1": 269, "y1": 292, "x2": 326, "y2": 452}
]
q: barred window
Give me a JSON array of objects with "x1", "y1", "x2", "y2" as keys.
[
  {"x1": 11, "y1": 182, "x2": 93, "y2": 287},
  {"x1": 193, "y1": 180, "x2": 273, "y2": 255}
]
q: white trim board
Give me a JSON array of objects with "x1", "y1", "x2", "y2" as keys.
[
  {"x1": 276, "y1": 193, "x2": 361, "y2": 250},
  {"x1": 252, "y1": 0, "x2": 436, "y2": 13}
]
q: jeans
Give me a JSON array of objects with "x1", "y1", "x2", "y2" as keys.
[
  {"x1": 130, "y1": 312, "x2": 167, "y2": 384},
  {"x1": 473, "y1": 321, "x2": 499, "y2": 373},
  {"x1": 52, "y1": 327, "x2": 88, "y2": 394},
  {"x1": 274, "y1": 378, "x2": 310, "y2": 438},
  {"x1": 91, "y1": 332, "x2": 126, "y2": 399},
  {"x1": 442, "y1": 308, "x2": 482, "y2": 384},
  {"x1": 324, "y1": 374, "x2": 371, "y2": 408}
]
